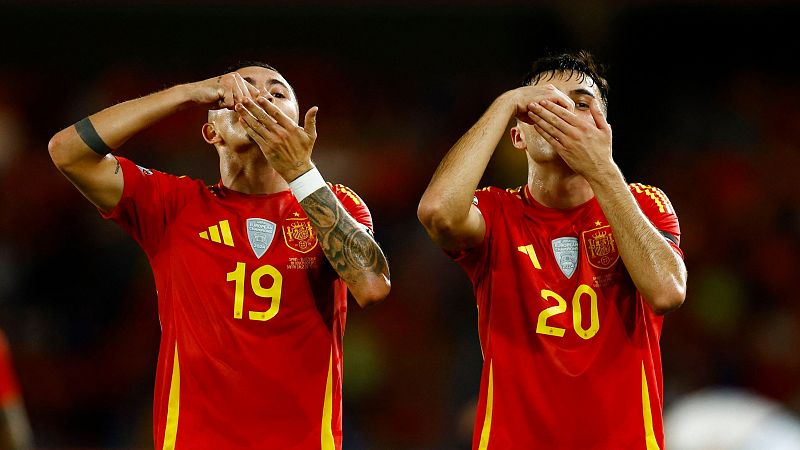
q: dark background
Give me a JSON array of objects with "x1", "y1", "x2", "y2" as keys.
[{"x1": 1, "y1": 1, "x2": 799, "y2": 448}]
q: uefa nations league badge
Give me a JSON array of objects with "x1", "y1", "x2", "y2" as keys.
[
  {"x1": 551, "y1": 237, "x2": 579, "y2": 278},
  {"x1": 246, "y1": 218, "x2": 277, "y2": 259}
]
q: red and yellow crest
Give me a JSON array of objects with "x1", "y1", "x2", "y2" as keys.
[
  {"x1": 582, "y1": 225, "x2": 619, "y2": 269},
  {"x1": 283, "y1": 216, "x2": 318, "y2": 254}
]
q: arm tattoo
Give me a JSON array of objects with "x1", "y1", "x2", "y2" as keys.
[
  {"x1": 114, "y1": 160, "x2": 121, "y2": 174},
  {"x1": 300, "y1": 187, "x2": 389, "y2": 287}
]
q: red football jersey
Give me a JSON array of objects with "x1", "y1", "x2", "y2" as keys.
[
  {"x1": 455, "y1": 184, "x2": 682, "y2": 450},
  {"x1": 102, "y1": 157, "x2": 373, "y2": 450},
  {"x1": 0, "y1": 330, "x2": 21, "y2": 406}
]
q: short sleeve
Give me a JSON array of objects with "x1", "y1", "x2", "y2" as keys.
[
  {"x1": 330, "y1": 183, "x2": 374, "y2": 232},
  {"x1": 448, "y1": 187, "x2": 500, "y2": 279},
  {"x1": 629, "y1": 183, "x2": 683, "y2": 259},
  {"x1": 0, "y1": 332, "x2": 20, "y2": 405},
  {"x1": 100, "y1": 157, "x2": 194, "y2": 257}
]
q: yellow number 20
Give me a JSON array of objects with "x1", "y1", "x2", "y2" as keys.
[
  {"x1": 537, "y1": 284, "x2": 599, "y2": 340},
  {"x1": 226, "y1": 262, "x2": 283, "y2": 321}
]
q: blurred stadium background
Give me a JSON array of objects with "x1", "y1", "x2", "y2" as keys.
[{"x1": 1, "y1": 0, "x2": 799, "y2": 448}]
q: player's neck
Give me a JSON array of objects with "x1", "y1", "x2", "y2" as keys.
[
  {"x1": 218, "y1": 147, "x2": 289, "y2": 195},
  {"x1": 526, "y1": 161, "x2": 594, "y2": 209}
]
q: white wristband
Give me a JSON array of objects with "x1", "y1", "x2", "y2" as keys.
[{"x1": 289, "y1": 167, "x2": 327, "y2": 202}]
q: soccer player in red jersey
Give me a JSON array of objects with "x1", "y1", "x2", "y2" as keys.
[
  {"x1": 0, "y1": 330, "x2": 33, "y2": 450},
  {"x1": 418, "y1": 51, "x2": 687, "y2": 449},
  {"x1": 48, "y1": 63, "x2": 390, "y2": 449}
]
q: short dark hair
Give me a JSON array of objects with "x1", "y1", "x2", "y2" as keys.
[
  {"x1": 522, "y1": 50, "x2": 609, "y2": 110},
  {"x1": 225, "y1": 60, "x2": 279, "y2": 74},
  {"x1": 224, "y1": 60, "x2": 299, "y2": 111}
]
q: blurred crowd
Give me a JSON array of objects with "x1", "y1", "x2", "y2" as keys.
[{"x1": 0, "y1": 2, "x2": 799, "y2": 449}]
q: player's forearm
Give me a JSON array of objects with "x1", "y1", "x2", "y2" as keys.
[
  {"x1": 49, "y1": 84, "x2": 195, "y2": 170},
  {"x1": 589, "y1": 167, "x2": 687, "y2": 314},
  {"x1": 300, "y1": 186, "x2": 391, "y2": 307},
  {"x1": 418, "y1": 94, "x2": 514, "y2": 231},
  {"x1": 0, "y1": 403, "x2": 33, "y2": 450},
  {"x1": 86, "y1": 84, "x2": 195, "y2": 148}
]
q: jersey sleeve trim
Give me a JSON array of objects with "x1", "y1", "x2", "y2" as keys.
[
  {"x1": 629, "y1": 183, "x2": 675, "y2": 215},
  {"x1": 448, "y1": 187, "x2": 514, "y2": 283},
  {"x1": 329, "y1": 183, "x2": 374, "y2": 232},
  {"x1": 628, "y1": 183, "x2": 683, "y2": 260},
  {"x1": 99, "y1": 156, "x2": 141, "y2": 221}
]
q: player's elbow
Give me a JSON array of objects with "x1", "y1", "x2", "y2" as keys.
[
  {"x1": 48, "y1": 130, "x2": 70, "y2": 170},
  {"x1": 648, "y1": 285, "x2": 686, "y2": 315},
  {"x1": 353, "y1": 275, "x2": 391, "y2": 308},
  {"x1": 48, "y1": 129, "x2": 86, "y2": 173},
  {"x1": 417, "y1": 197, "x2": 440, "y2": 230},
  {"x1": 417, "y1": 198, "x2": 458, "y2": 240}
]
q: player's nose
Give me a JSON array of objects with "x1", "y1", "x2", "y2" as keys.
[{"x1": 258, "y1": 91, "x2": 275, "y2": 103}]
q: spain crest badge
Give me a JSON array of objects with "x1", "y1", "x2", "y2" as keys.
[
  {"x1": 582, "y1": 225, "x2": 619, "y2": 269},
  {"x1": 283, "y1": 215, "x2": 318, "y2": 253}
]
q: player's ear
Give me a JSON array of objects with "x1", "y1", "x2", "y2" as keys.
[
  {"x1": 202, "y1": 122, "x2": 222, "y2": 145},
  {"x1": 510, "y1": 125, "x2": 527, "y2": 150}
]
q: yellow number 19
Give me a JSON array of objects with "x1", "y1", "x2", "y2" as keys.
[{"x1": 226, "y1": 262, "x2": 283, "y2": 321}]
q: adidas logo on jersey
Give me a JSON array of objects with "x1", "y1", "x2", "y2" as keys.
[{"x1": 199, "y1": 220, "x2": 235, "y2": 247}]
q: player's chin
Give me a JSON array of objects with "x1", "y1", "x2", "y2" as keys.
[
  {"x1": 227, "y1": 130, "x2": 257, "y2": 151},
  {"x1": 530, "y1": 134, "x2": 556, "y2": 152},
  {"x1": 241, "y1": 135, "x2": 264, "y2": 152},
  {"x1": 528, "y1": 145, "x2": 560, "y2": 162},
  {"x1": 230, "y1": 123, "x2": 252, "y2": 141}
]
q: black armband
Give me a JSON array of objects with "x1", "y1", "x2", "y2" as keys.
[
  {"x1": 659, "y1": 230, "x2": 679, "y2": 247},
  {"x1": 74, "y1": 117, "x2": 113, "y2": 155}
]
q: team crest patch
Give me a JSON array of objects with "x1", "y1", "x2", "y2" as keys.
[
  {"x1": 246, "y1": 218, "x2": 277, "y2": 259},
  {"x1": 582, "y1": 225, "x2": 619, "y2": 269},
  {"x1": 283, "y1": 216, "x2": 318, "y2": 253},
  {"x1": 551, "y1": 237, "x2": 579, "y2": 279}
]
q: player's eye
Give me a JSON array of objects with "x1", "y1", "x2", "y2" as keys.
[
  {"x1": 576, "y1": 101, "x2": 590, "y2": 109},
  {"x1": 272, "y1": 91, "x2": 286, "y2": 99}
]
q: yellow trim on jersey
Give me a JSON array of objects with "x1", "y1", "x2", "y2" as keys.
[
  {"x1": 641, "y1": 362, "x2": 661, "y2": 450},
  {"x1": 478, "y1": 362, "x2": 494, "y2": 450},
  {"x1": 321, "y1": 349, "x2": 335, "y2": 450},
  {"x1": 643, "y1": 190, "x2": 666, "y2": 213},
  {"x1": 504, "y1": 186, "x2": 523, "y2": 199},
  {"x1": 162, "y1": 343, "x2": 181, "y2": 450},
  {"x1": 630, "y1": 183, "x2": 674, "y2": 215},
  {"x1": 331, "y1": 184, "x2": 362, "y2": 205}
]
